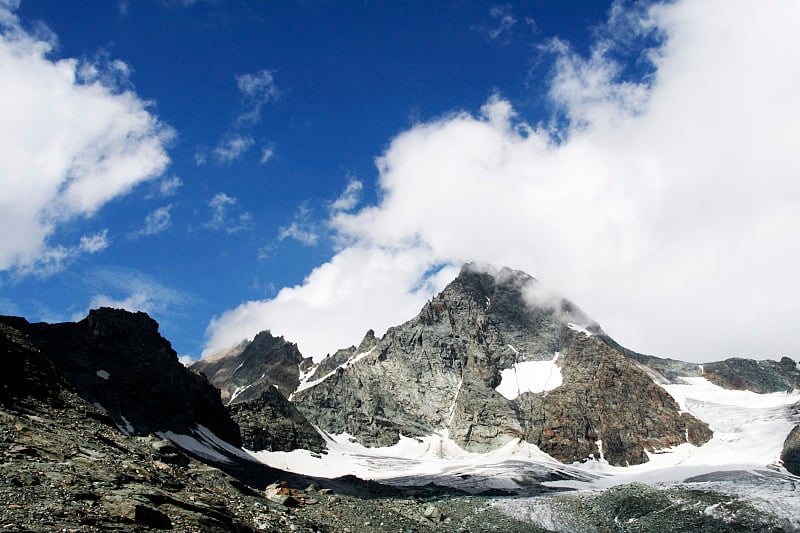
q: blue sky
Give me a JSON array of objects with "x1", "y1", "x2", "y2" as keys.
[{"x1": 2, "y1": 0, "x2": 799, "y2": 363}]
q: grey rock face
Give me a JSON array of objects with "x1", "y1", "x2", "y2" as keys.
[
  {"x1": 1, "y1": 309, "x2": 241, "y2": 447},
  {"x1": 192, "y1": 330, "x2": 324, "y2": 452},
  {"x1": 293, "y1": 265, "x2": 711, "y2": 465},
  {"x1": 192, "y1": 330, "x2": 313, "y2": 401}
]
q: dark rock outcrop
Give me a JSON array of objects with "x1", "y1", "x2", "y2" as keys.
[
  {"x1": 1, "y1": 308, "x2": 240, "y2": 446},
  {"x1": 293, "y1": 265, "x2": 712, "y2": 465},
  {"x1": 228, "y1": 386, "x2": 326, "y2": 453},
  {"x1": 781, "y1": 415, "x2": 800, "y2": 476},
  {"x1": 702, "y1": 357, "x2": 800, "y2": 393}
]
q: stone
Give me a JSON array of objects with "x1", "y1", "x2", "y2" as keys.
[{"x1": 781, "y1": 423, "x2": 800, "y2": 475}]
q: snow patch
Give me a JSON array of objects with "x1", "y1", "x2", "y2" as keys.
[
  {"x1": 96, "y1": 369, "x2": 110, "y2": 380},
  {"x1": 566, "y1": 322, "x2": 593, "y2": 336},
  {"x1": 291, "y1": 346, "x2": 377, "y2": 398},
  {"x1": 447, "y1": 379, "x2": 463, "y2": 426},
  {"x1": 157, "y1": 424, "x2": 253, "y2": 465},
  {"x1": 229, "y1": 383, "x2": 253, "y2": 403},
  {"x1": 495, "y1": 352, "x2": 562, "y2": 400},
  {"x1": 117, "y1": 415, "x2": 134, "y2": 436}
]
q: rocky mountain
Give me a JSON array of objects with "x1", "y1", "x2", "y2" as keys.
[
  {"x1": 288, "y1": 265, "x2": 712, "y2": 466},
  {"x1": 191, "y1": 331, "x2": 326, "y2": 453},
  {"x1": 1, "y1": 308, "x2": 240, "y2": 445}
]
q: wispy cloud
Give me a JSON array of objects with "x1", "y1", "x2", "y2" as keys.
[
  {"x1": 129, "y1": 205, "x2": 172, "y2": 239},
  {"x1": 278, "y1": 204, "x2": 318, "y2": 246},
  {"x1": 210, "y1": 69, "x2": 279, "y2": 163},
  {"x1": 474, "y1": 4, "x2": 517, "y2": 44},
  {"x1": 75, "y1": 265, "x2": 190, "y2": 321},
  {"x1": 330, "y1": 179, "x2": 363, "y2": 213},
  {"x1": 236, "y1": 69, "x2": 279, "y2": 126},
  {"x1": 214, "y1": 134, "x2": 254, "y2": 163},
  {"x1": 0, "y1": 3, "x2": 172, "y2": 276},
  {"x1": 15, "y1": 230, "x2": 110, "y2": 278},
  {"x1": 259, "y1": 144, "x2": 275, "y2": 164},
  {"x1": 206, "y1": 192, "x2": 253, "y2": 234},
  {"x1": 158, "y1": 176, "x2": 183, "y2": 197}
]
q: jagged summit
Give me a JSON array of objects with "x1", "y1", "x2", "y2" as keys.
[{"x1": 190, "y1": 330, "x2": 325, "y2": 453}]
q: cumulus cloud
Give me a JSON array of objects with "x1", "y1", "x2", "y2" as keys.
[
  {"x1": 206, "y1": 0, "x2": 800, "y2": 362},
  {"x1": 205, "y1": 247, "x2": 459, "y2": 359},
  {"x1": 0, "y1": 3, "x2": 172, "y2": 275},
  {"x1": 206, "y1": 192, "x2": 252, "y2": 234},
  {"x1": 129, "y1": 205, "x2": 172, "y2": 239}
]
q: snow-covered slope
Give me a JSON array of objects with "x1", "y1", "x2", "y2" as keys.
[{"x1": 249, "y1": 375, "x2": 799, "y2": 496}]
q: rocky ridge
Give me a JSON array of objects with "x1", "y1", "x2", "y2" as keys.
[
  {"x1": 1, "y1": 309, "x2": 240, "y2": 445},
  {"x1": 191, "y1": 330, "x2": 325, "y2": 453}
]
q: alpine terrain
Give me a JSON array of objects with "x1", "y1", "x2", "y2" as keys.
[{"x1": 2, "y1": 264, "x2": 799, "y2": 531}]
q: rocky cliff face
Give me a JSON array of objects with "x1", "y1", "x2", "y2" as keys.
[
  {"x1": 191, "y1": 330, "x2": 325, "y2": 453},
  {"x1": 292, "y1": 265, "x2": 712, "y2": 466},
  {"x1": 1, "y1": 308, "x2": 240, "y2": 446}
]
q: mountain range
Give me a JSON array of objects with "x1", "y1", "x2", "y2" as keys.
[{"x1": 2, "y1": 263, "x2": 799, "y2": 531}]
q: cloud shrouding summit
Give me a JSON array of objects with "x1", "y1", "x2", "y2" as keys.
[
  {"x1": 0, "y1": 2, "x2": 172, "y2": 275},
  {"x1": 206, "y1": 0, "x2": 800, "y2": 362}
]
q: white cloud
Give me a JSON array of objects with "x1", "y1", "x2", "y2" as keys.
[
  {"x1": 79, "y1": 229, "x2": 110, "y2": 253},
  {"x1": 0, "y1": 4, "x2": 172, "y2": 275},
  {"x1": 206, "y1": 0, "x2": 800, "y2": 363},
  {"x1": 205, "y1": 246, "x2": 458, "y2": 359},
  {"x1": 277, "y1": 204, "x2": 319, "y2": 246},
  {"x1": 206, "y1": 192, "x2": 252, "y2": 234},
  {"x1": 213, "y1": 134, "x2": 254, "y2": 162},
  {"x1": 236, "y1": 69, "x2": 278, "y2": 126},
  {"x1": 158, "y1": 176, "x2": 183, "y2": 196},
  {"x1": 331, "y1": 179, "x2": 363, "y2": 212},
  {"x1": 475, "y1": 4, "x2": 517, "y2": 43},
  {"x1": 75, "y1": 265, "x2": 188, "y2": 321},
  {"x1": 259, "y1": 144, "x2": 275, "y2": 164},
  {"x1": 129, "y1": 205, "x2": 172, "y2": 239}
]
